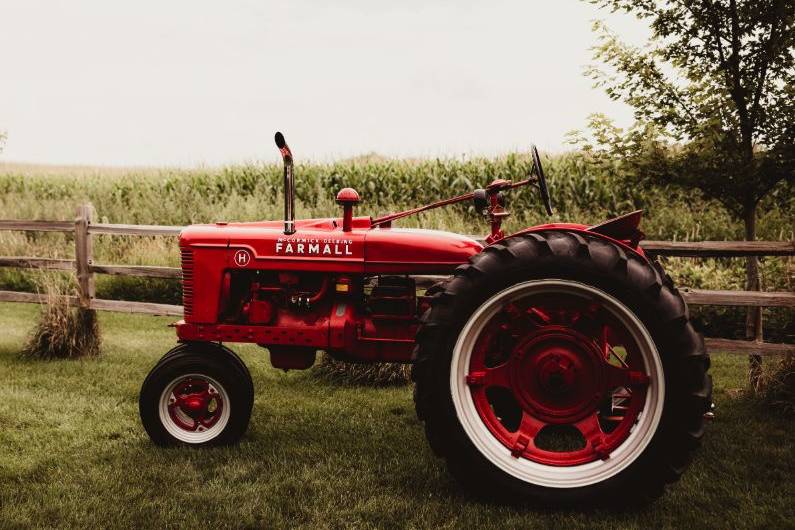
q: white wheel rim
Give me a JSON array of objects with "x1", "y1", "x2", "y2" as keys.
[
  {"x1": 450, "y1": 279, "x2": 665, "y2": 489},
  {"x1": 158, "y1": 373, "x2": 231, "y2": 444}
]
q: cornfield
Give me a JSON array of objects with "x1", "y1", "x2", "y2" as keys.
[{"x1": 0, "y1": 152, "x2": 792, "y2": 342}]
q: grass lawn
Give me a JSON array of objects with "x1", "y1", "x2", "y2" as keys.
[{"x1": 0, "y1": 302, "x2": 792, "y2": 529}]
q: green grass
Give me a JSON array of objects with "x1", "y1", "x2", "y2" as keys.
[{"x1": 0, "y1": 303, "x2": 792, "y2": 529}]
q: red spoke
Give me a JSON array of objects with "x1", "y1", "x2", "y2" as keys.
[
  {"x1": 517, "y1": 412, "x2": 545, "y2": 439},
  {"x1": 168, "y1": 402, "x2": 200, "y2": 431},
  {"x1": 573, "y1": 412, "x2": 608, "y2": 459},
  {"x1": 510, "y1": 413, "x2": 546, "y2": 458},
  {"x1": 500, "y1": 302, "x2": 550, "y2": 333},
  {"x1": 604, "y1": 362, "x2": 649, "y2": 390},
  {"x1": 466, "y1": 362, "x2": 511, "y2": 389},
  {"x1": 527, "y1": 307, "x2": 552, "y2": 324}
]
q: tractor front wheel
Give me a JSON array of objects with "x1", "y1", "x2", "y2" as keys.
[
  {"x1": 412, "y1": 231, "x2": 711, "y2": 506},
  {"x1": 140, "y1": 343, "x2": 254, "y2": 446}
]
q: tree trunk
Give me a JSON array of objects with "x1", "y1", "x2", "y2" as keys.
[{"x1": 743, "y1": 201, "x2": 763, "y2": 391}]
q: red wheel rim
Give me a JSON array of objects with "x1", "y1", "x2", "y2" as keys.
[
  {"x1": 466, "y1": 292, "x2": 651, "y2": 466},
  {"x1": 166, "y1": 376, "x2": 225, "y2": 433}
]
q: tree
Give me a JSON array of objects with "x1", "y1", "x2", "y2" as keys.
[{"x1": 579, "y1": 0, "x2": 794, "y2": 387}]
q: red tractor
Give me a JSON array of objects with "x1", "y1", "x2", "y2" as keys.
[{"x1": 140, "y1": 133, "x2": 712, "y2": 506}]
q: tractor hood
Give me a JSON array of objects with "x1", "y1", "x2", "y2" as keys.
[{"x1": 179, "y1": 217, "x2": 483, "y2": 275}]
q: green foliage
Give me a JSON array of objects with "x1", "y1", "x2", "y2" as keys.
[
  {"x1": 96, "y1": 276, "x2": 182, "y2": 305},
  {"x1": 3, "y1": 153, "x2": 789, "y2": 236},
  {"x1": 581, "y1": 0, "x2": 795, "y2": 218}
]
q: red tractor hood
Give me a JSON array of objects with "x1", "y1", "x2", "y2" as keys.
[
  {"x1": 180, "y1": 216, "x2": 483, "y2": 275},
  {"x1": 180, "y1": 210, "x2": 644, "y2": 278}
]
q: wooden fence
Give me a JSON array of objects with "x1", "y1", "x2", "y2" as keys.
[{"x1": 0, "y1": 204, "x2": 793, "y2": 356}]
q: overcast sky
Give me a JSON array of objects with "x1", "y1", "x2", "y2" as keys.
[{"x1": 0, "y1": 1, "x2": 650, "y2": 166}]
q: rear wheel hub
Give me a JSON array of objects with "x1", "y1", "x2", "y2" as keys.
[{"x1": 511, "y1": 328, "x2": 603, "y2": 425}]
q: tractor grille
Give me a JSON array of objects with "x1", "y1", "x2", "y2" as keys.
[{"x1": 180, "y1": 248, "x2": 194, "y2": 317}]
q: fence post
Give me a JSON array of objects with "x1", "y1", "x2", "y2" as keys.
[
  {"x1": 749, "y1": 305, "x2": 764, "y2": 391},
  {"x1": 74, "y1": 203, "x2": 95, "y2": 309}
]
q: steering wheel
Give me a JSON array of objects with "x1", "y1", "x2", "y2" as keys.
[{"x1": 530, "y1": 144, "x2": 553, "y2": 215}]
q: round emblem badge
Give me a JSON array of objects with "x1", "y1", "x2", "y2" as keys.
[{"x1": 233, "y1": 249, "x2": 251, "y2": 267}]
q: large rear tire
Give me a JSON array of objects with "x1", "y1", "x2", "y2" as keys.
[{"x1": 412, "y1": 231, "x2": 711, "y2": 506}]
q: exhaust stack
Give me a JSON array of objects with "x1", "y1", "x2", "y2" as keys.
[{"x1": 274, "y1": 132, "x2": 295, "y2": 235}]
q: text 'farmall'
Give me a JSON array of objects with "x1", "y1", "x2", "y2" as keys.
[{"x1": 275, "y1": 237, "x2": 354, "y2": 256}]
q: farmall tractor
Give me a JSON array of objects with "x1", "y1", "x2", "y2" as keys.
[{"x1": 140, "y1": 133, "x2": 712, "y2": 506}]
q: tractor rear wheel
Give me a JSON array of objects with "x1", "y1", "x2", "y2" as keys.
[
  {"x1": 140, "y1": 343, "x2": 254, "y2": 446},
  {"x1": 412, "y1": 231, "x2": 711, "y2": 506}
]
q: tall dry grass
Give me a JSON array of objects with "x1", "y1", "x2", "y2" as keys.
[
  {"x1": 312, "y1": 354, "x2": 411, "y2": 386},
  {"x1": 757, "y1": 354, "x2": 795, "y2": 416},
  {"x1": 21, "y1": 274, "x2": 101, "y2": 360}
]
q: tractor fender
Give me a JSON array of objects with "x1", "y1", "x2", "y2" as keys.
[{"x1": 503, "y1": 210, "x2": 649, "y2": 263}]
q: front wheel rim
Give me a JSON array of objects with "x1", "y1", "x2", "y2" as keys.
[
  {"x1": 158, "y1": 373, "x2": 231, "y2": 444},
  {"x1": 450, "y1": 279, "x2": 664, "y2": 489}
]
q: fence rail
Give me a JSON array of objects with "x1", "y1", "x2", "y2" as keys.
[
  {"x1": 0, "y1": 205, "x2": 792, "y2": 357},
  {"x1": 640, "y1": 240, "x2": 795, "y2": 257}
]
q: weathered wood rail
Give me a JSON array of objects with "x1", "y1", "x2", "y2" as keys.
[{"x1": 0, "y1": 205, "x2": 792, "y2": 356}]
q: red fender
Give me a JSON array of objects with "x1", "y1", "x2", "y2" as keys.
[{"x1": 505, "y1": 210, "x2": 648, "y2": 261}]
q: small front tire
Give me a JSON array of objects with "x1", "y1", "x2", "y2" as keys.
[{"x1": 140, "y1": 343, "x2": 254, "y2": 446}]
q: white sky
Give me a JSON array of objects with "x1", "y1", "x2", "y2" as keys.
[{"x1": 0, "y1": 1, "x2": 650, "y2": 166}]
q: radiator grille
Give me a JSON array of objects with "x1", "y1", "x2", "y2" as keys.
[{"x1": 180, "y1": 248, "x2": 194, "y2": 317}]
